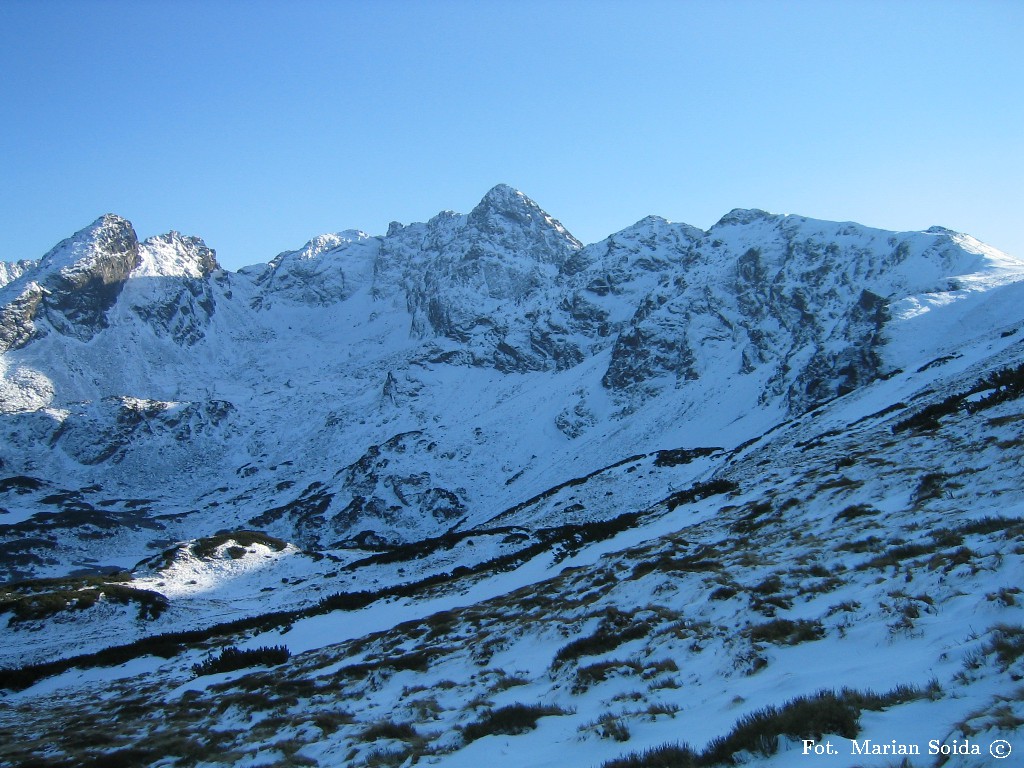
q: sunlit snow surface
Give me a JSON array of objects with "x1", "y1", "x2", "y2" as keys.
[{"x1": 2, "y1": 191, "x2": 1024, "y2": 766}]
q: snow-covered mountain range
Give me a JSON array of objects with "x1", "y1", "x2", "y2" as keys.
[{"x1": 2, "y1": 186, "x2": 1024, "y2": 767}]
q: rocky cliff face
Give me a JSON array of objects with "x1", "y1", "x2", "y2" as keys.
[
  {"x1": 253, "y1": 231, "x2": 377, "y2": 309},
  {"x1": 120, "y1": 231, "x2": 223, "y2": 346},
  {"x1": 0, "y1": 215, "x2": 141, "y2": 352},
  {"x1": 0, "y1": 260, "x2": 36, "y2": 290},
  {"x1": 377, "y1": 184, "x2": 584, "y2": 372}
]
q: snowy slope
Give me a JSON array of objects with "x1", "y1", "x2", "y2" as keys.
[{"x1": 1, "y1": 186, "x2": 1024, "y2": 767}]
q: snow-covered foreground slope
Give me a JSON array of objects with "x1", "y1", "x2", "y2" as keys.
[
  {"x1": 3, "y1": 341, "x2": 1024, "y2": 767},
  {"x1": 1, "y1": 186, "x2": 1024, "y2": 766}
]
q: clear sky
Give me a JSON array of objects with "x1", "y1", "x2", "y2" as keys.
[{"x1": 1, "y1": 0, "x2": 1021, "y2": 270}]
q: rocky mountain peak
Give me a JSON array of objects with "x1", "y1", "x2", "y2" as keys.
[
  {"x1": 255, "y1": 230, "x2": 379, "y2": 308},
  {"x1": 466, "y1": 184, "x2": 583, "y2": 262},
  {"x1": 136, "y1": 231, "x2": 219, "y2": 278},
  {"x1": 267, "y1": 231, "x2": 372, "y2": 269},
  {"x1": 712, "y1": 207, "x2": 779, "y2": 228},
  {"x1": 0, "y1": 214, "x2": 141, "y2": 351},
  {"x1": 0, "y1": 260, "x2": 36, "y2": 291},
  {"x1": 469, "y1": 183, "x2": 533, "y2": 218},
  {"x1": 37, "y1": 213, "x2": 139, "y2": 276}
]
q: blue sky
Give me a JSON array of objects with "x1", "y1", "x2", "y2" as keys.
[{"x1": 1, "y1": 0, "x2": 1021, "y2": 269}]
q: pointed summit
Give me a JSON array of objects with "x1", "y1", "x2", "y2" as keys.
[
  {"x1": 465, "y1": 185, "x2": 582, "y2": 264},
  {"x1": 468, "y1": 184, "x2": 567, "y2": 233},
  {"x1": 469, "y1": 183, "x2": 533, "y2": 218},
  {"x1": 712, "y1": 208, "x2": 782, "y2": 229},
  {"x1": 38, "y1": 214, "x2": 139, "y2": 276},
  {"x1": 0, "y1": 214, "x2": 141, "y2": 351}
]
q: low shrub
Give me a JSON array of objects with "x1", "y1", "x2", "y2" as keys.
[
  {"x1": 552, "y1": 609, "x2": 651, "y2": 666},
  {"x1": 574, "y1": 659, "x2": 642, "y2": 692},
  {"x1": 857, "y1": 543, "x2": 934, "y2": 570},
  {"x1": 0, "y1": 581, "x2": 168, "y2": 623},
  {"x1": 593, "y1": 712, "x2": 632, "y2": 741},
  {"x1": 749, "y1": 575, "x2": 784, "y2": 595},
  {"x1": 664, "y1": 480, "x2": 737, "y2": 511},
  {"x1": 987, "y1": 587, "x2": 1022, "y2": 608},
  {"x1": 912, "y1": 472, "x2": 952, "y2": 504},
  {"x1": 313, "y1": 710, "x2": 354, "y2": 735},
  {"x1": 702, "y1": 690, "x2": 858, "y2": 763},
  {"x1": 361, "y1": 720, "x2": 418, "y2": 742},
  {"x1": 835, "y1": 536, "x2": 882, "y2": 553},
  {"x1": 834, "y1": 504, "x2": 879, "y2": 522},
  {"x1": 654, "y1": 447, "x2": 721, "y2": 467},
  {"x1": 601, "y1": 685, "x2": 932, "y2": 767},
  {"x1": 462, "y1": 703, "x2": 567, "y2": 743},
  {"x1": 986, "y1": 624, "x2": 1024, "y2": 671},
  {"x1": 956, "y1": 516, "x2": 1024, "y2": 537},
  {"x1": 926, "y1": 546, "x2": 977, "y2": 573},
  {"x1": 893, "y1": 395, "x2": 963, "y2": 433},
  {"x1": 631, "y1": 554, "x2": 722, "y2": 579},
  {"x1": 730, "y1": 501, "x2": 777, "y2": 534},
  {"x1": 601, "y1": 742, "x2": 700, "y2": 768},
  {"x1": 748, "y1": 618, "x2": 824, "y2": 646},
  {"x1": 192, "y1": 645, "x2": 290, "y2": 677}
]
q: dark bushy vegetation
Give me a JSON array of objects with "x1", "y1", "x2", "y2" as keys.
[
  {"x1": 602, "y1": 743, "x2": 700, "y2": 768},
  {"x1": 361, "y1": 720, "x2": 419, "y2": 742},
  {"x1": 631, "y1": 551, "x2": 722, "y2": 579},
  {"x1": 893, "y1": 394, "x2": 963, "y2": 433},
  {"x1": 972, "y1": 363, "x2": 1024, "y2": 408},
  {"x1": 192, "y1": 645, "x2": 290, "y2": 677},
  {"x1": 462, "y1": 703, "x2": 567, "y2": 743},
  {"x1": 191, "y1": 530, "x2": 288, "y2": 559},
  {"x1": 894, "y1": 362, "x2": 1024, "y2": 433},
  {"x1": 483, "y1": 454, "x2": 647, "y2": 525},
  {"x1": 664, "y1": 480, "x2": 738, "y2": 512},
  {"x1": 857, "y1": 542, "x2": 935, "y2": 570},
  {"x1": 552, "y1": 609, "x2": 651, "y2": 667},
  {"x1": 574, "y1": 659, "x2": 643, "y2": 692},
  {"x1": 0, "y1": 475, "x2": 45, "y2": 494},
  {"x1": 984, "y1": 624, "x2": 1024, "y2": 671},
  {"x1": 701, "y1": 691, "x2": 858, "y2": 763},
  {"x1": 0, "y1": 574, "x2": 168, "y2": 623},
  {"x1": 654, "y1": 447, "x2": 721, "y2": 467},
  {"x1": 602, "y1": 685, "x2": 932, "y2": 767},
  {"x1": 730, "y1": 501, "x2": 778, "y2": 534},
  {"x1": 748, "y1": 618, "x2": 824, "y2": 645},
  {"x1": 834, "y1": 503, "x2": 879, "y2": 522},
  {"x1": 954, "y1": 515, "x2": 1024, "y2": 538},
  {"x1": 332, "y1": 647, "x2": 438, "y2": 680},
  {"x1": 709, "y1": 585, "x2": 739, "y2": 601}
]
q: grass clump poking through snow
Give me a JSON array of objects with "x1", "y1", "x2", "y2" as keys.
[
  {"x1": 748, "y1": 618, "x2": 824, "y2": 645},
  {"x1": 984, "y1": 625, "x2": 1024, "y2": 672},
  {"x1": 461, "y1": 703, "x2": 569, "y2": 743},
  {"x1": 601, "y1": 742, "x2": 700, "y2": 767},
  {"x1": 192, "y1": 645, "x2": 290, "y2": 677},
  {"x1": 602, "y1": 685, "x2": 936, "y2": 767},
  {"x1": 701, "y1": 690, "x2": 859, "y2": 763},
  {"x1": 360, "y1": 720, "x2": 419, "y2": 742},
  {"x1": 834, "y1": 503, "x2": 879, "y2": 522},
  {"x1": 551, "y1": 609, "x2": 651, "y2": 667}
]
